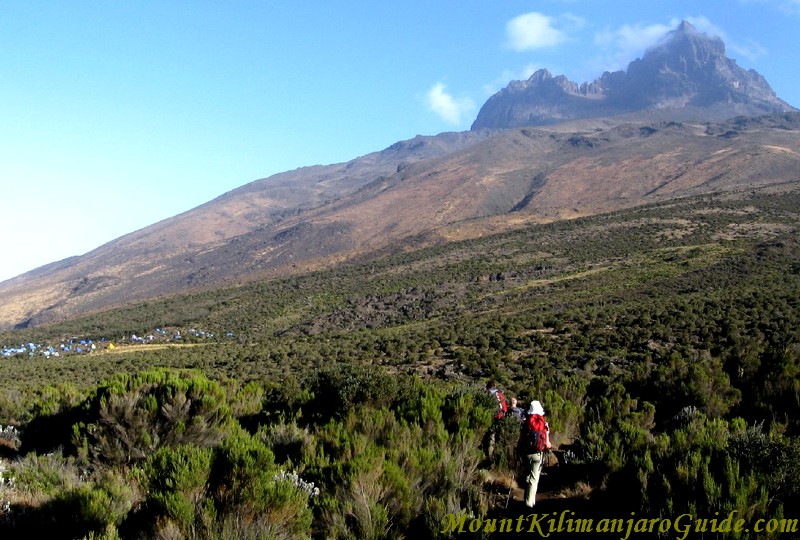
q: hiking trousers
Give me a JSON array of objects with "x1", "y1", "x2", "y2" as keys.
[{"x1": 524, "y1": 452, "x2": 544, "y2": 507}]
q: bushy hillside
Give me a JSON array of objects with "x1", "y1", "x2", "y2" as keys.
[{"x1": 1, "y1": 184, "x2": 799, "y2": 538}]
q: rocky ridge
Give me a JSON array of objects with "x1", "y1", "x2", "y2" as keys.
[{"x1": 471, "y1": 21, "x2": 796, "y2": 130}]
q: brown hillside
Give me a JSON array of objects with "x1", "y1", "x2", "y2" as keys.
[{"x1": 1, "y1": 114, "x2": 799, "y2": 330}]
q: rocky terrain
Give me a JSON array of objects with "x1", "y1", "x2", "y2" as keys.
[{"x1": 471, "y1": 21, "x2": 795, "y2": 129}]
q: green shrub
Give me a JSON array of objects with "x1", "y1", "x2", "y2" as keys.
[
  {"x1": 51, "y1": 471, "x2": 134, "y2": 538},
  {"x1": 210, "y1": 429, "x2": 313, "y2": 539},
  {"x1": 10, "y1": 450, "x2": 82, "y2": 498},
  {"x1": 18, "y1": 383, "x2": 88, "y2": 455},
  {"x1": 6, "y1": 454, "x2": 134, "y2": 539},
  {"x1": 137, "y1": 444, "x2": 215, "y2": 534},
  {"x1": 319, "y1": 448, "x2": 395, "y2": 540},
  {"x1": 135, "y1": 430, "x2": 314, "y2": 539},
  {"x1": 258, "y1": 421, "x2": 315, "y2": 468},
  {"x1": 312, "y1": 403, "x2": 485, "y2": 539},
  {"x1": 306, "y1": 364, "x2": 400, "y2": 422},
  {"x1": 488, "y1": 414, "x2": 524, "y2": 470},
  {"x1": 74, "y1": 368, "x2": 233, "y2": 465},
  {"x1": 441, "y1": 384, "x2": 494, "y2": 438}
]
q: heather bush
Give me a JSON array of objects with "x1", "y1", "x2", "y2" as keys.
[
  {"x1": 19, "y1": 384, "x2": 88, "y2": 455},
  {"x1": 0, "y1": 389, "x2": 26, "y2": 425},
  {"x1": 3, "y1": 453, "x2": 134, "y2": 539},
  {"x1": 228, "y1": 380, "x2": 266, "y2": 418},
  {"x1": 210, "y1": 429, "x2": 313, "y2": 539},
  {"x1": 28, "y1": 383, "x2": 86, "y2": 419},
  {"x1": 637, "y1": 414, "x2": 777, "y2": 537},
  {"x1": 258, "y1": 421, "x2": 315, "y2": 469},
  {"x1": 313, "y1": 397, "x2": 485, "y2": 539},
  {"x1": 74, "y1": 369, "x2": 233, "y2": 465},
  {"x1": 136, "y1": 429, "x2": 314, "y2": 539},
  {"x1": 9, "y1": 450, "x2": 83, "y2": 498},
  {"x1": 440, "y1": 384, "x2": 495, "y2": 438},
  {"x1": 137, "y1": 444, "x2": 215, "y2": 535},
  {"x1": 487, "y1": 414, "x2": 524, "y2": 470},
  {"x1": 576, "y1": 381, "x2": 655, "y2": 477},
  {"x1": 305, "y1": 363, "x2": 400, "y2": 422},
  {"x1": 50, "y1": 471, "x2": 134, "y2": 538},
  {"x1": 260, "y1": 376, "x2": 314, "y2": 424},
  {"x1": 319, "y1": 449, "x2": 394, "y2": 540}
]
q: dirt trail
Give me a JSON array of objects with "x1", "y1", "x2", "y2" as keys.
[{"x1": 481, "y1": 453, "x2": 613, "y2": 538}]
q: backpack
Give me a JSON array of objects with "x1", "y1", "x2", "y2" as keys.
[
  {"x1": 491, "y1": 388, "x2": 508, "y2": 418},
  {"x1": 519, "y1": 414, "x2": 548, "y2": 454}
]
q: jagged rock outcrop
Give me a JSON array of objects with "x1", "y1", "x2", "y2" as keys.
[{"x1": 472, "y1": 21, "x2": 796, "y2": 130}]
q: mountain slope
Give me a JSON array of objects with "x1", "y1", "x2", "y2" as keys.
[
  {"x1": 1, "y1": 21, "x2": 799, "y2": 330},
  {"x1": 3, "y1": 113, "x2": 800, "y2": 330},
  {"x1": 0, "y1": 131, "x2": 489, "y2": 328}
]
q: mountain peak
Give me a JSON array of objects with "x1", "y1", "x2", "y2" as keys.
[
  {"x1": 672, "y1": 19, "x2": 705, "y2": 38},
  {"x1": 670, "y1": 20, "x2": 715, "y2": 43},
  {"x1": 472, "y1": 21, "x2": 796, "y2": 130},
  {"x1": 528, "y1": 69, "x2": 553, "y2": 83},
  {"x1": 642, "y1": 19, "x2": 726, "y2": 68},
  {"x1": 669, "y1": 19, "x2": 722, "y2": 51}
]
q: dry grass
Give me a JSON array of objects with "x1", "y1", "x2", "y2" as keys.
[
  {"x1": 101, "y1": 343, "x2": 209, "y2": 355},
  {"x1": 555, "y1": 480, "x2": 594, "y2": 501}
]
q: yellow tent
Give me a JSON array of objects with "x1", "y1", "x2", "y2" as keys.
[{"x1": 107, "y1": 343, "x2": 115, "y2": 350}]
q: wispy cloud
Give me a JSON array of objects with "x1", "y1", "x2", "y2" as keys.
[
  {"x1": 776, "y1": 0, "x2": 800, "y2": 14},
  {"x1": 592, "y1": 16, "x2": 765, "y2": 72},
  {"x1": 739, "y1": 0, "x2": 800, "y2": 15},
  {"x1": 680, "y1": 16, "x2": 767, "y2": 63},
  {"x1": 426, "y1": 82, "x2": 476, "y2": 126},
  {"x1": 726, "y1": 37, "x2": 768, "y2": 63},
  {"x1": 593, "y1": 21, "x2": 675, "y2": 70},
  {"x1": 592, "y1": 17, "x2": 730, "y2": 72},
  {"x1": 674, "y1": 16, "x2": 726, "y2": 42},
  {"x1": 505, "y1": 12, "x2": 569, "y2": 51}
]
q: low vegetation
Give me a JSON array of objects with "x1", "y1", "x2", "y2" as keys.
[{"x1": 1, "y1": 186, "x2": 799, "y2": 538}]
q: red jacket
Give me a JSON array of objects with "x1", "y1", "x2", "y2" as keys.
[{"x1": 526, "y1": 414, "x2": 552, "y2": 450}]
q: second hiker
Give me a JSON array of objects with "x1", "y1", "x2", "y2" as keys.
[{"x1": 518, "y1": 400, "x2": 552, "y2": 507}]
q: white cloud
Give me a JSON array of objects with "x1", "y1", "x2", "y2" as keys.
[
  {"x1": 593, "y1": 21, "x2": 674, "y2": 69},
  {"x1": 426, "y1": 82, "x2": 475, "y2": 126},
  {"x1": 679, "y1": 16, "x2": 767, "y2": 63},
  {"x1": 506, "y1": 12, "x2": 567, "y2": 51},
  {"x1": 777, "y1": 0, "x2": 800, "y2": 14},
  {"x1": 729, "y1": 38, "x2": 768, "y2": 62},
  {"x1": 739, "y1": 0, "x2": 800, "y2": 15},
  {"x1": 591, "y1": 17, "x2": 734, "y2": 73},
  {"x1": 681, "y1": 16, "x2": 726, "y2": 41}
]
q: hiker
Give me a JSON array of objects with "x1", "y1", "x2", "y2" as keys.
[
  {"x1": 486, "y1": 380, "x2": 508, "y2": 419},
  {"x1": 508, "y1": 397, "x2": 525, "y2": 421},
  {"x1": 485, "y1": 380, "x2": 509, "y2": 458},
  {"x1": 518, "y1": 400, "x2": 552, "y2": 507}
]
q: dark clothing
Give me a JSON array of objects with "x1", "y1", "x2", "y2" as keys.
[{"x1": 509, "y1": 406, "x2": 525, "y2": 421}]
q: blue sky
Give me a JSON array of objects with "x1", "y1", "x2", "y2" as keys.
[{"x1": 2, "y1": 1, "x2": 799, "y2": 282}]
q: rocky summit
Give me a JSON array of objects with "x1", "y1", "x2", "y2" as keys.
[{"x1": 471, "y1": 21, "x2": 797, "y2": 130}]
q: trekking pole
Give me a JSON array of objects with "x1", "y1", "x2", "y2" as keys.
[
  {"x1": 506, "y1": 472, "x2": 517, "y2": 509},
  {"x1": 505, "y1": 455, "x2": 519, "y2": 509}
]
